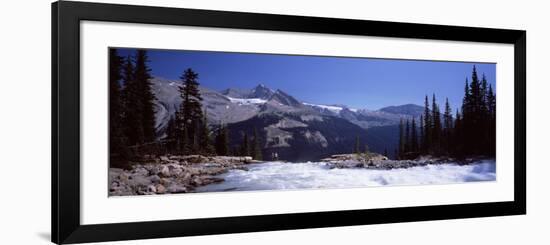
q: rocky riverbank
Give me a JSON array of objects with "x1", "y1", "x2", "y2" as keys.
[
  {"x1": 109, "y1": 155, "x2": 258, "y2": 196},
  {"x1": 321, "y1": 153, "x2": 479, "y2": 170}
]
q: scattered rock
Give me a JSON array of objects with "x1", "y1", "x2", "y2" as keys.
[
  {"x1": 323, "y1": 153, "x2": 460, "y2": 170},
  {"x1": 160, "y1": 177, "x2": 172, "y2": 186},
  {"x1": 181, "y1": 172, "x2": 192, "y2": 181},
  {"x1": 147, "y1": 184, "x2": 157, "y2": 193},
  {"x1": 167, "y1": 185, "x2": 187, "y2": 193},
  {"x1": 133, "y1": 168, "x2": 148, "y2": 176},
  {"x1": 192, "y1": 177, "x2": 202, "y2": 186},
  {"x1": 128, "y1": 175, "x2": 152, "y2": 187},
  {"x1": 160, "y1": 165, "x2": 170, "y2": 177},
  {"x1": 171, "y1": 167, "x2": 183, "y2": 176},
  {"x1": 155, "y1": 184, "x2": 166, "y2": 194},
  {"x1": 201, "y1": 176, "x2": 224, "y2": 185},
  {"x1": 119, "y1": 172, "x2": 130, "y2": 182},
  {"x1": 110, "y1": 181, "x2": 120, "y2": 191},
  {"x1": 321, "y1": 153, "x2": 388, "y2": 163},
  {"x1": 149, "y1": 175, "x2": 161, "y2": 184},
  {"x1": 109, "y1": 154, "x2": 256, "y2": 196}
]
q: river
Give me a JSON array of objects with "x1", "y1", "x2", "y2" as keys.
[{"x1": 195, "y1": 160, "x2": 496, "y2": 192}]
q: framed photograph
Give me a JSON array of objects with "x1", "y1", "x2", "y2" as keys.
[{"x1": 52, "y1": 1, "x2": 526, "y2": 244}]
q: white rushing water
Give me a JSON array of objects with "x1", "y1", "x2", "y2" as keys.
[{"x1": 195, "y1": 160, "x2": 496, "y2": 192}]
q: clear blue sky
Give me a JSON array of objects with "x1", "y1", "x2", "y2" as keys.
[{"x1": 116, "y1": 48, "x2": 496, "y2": 111}]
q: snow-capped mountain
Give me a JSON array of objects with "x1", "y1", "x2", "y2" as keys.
[
  {"x1": 302, "y1": 102, "x2": 422, "y2": 129},
  {"x1": 221, "y1": 84, "x2": 275, "y2": 100},
  {"x1": 249, "y1": 84, "x2": 275, "y2": 99},
  {"x1": 152, "y1": 78, "x2": 262, "y2": 137},
  {"x1": 379, "y1": 104, "x2": 424, "y2": 117},
  {"x1": 151, "y1": 77, "x2": 422, "y2": 161}
]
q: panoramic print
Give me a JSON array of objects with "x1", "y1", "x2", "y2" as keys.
[{"x1": 108, "y1": 48, "x2": 496, "y2": 196}]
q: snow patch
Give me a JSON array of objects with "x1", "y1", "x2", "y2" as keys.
[
  {"x1": 303, "y1": 102, "x2": 357, "y2": 114},
  {"x1": 303, "y1": 102, "x2": 343, "y2": 113},
  {"x1": 227, "y1": 96, "x2": 267, "y2": 105}
]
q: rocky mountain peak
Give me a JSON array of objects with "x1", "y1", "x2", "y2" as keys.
[
  {"x1": 250, "y1": 83, "x2": 275, "y2": 99},
  {"x1": 268, "y1": 89, "x2": 303, "y2": 107}
]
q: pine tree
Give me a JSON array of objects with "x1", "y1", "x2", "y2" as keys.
[
  {"x1": 190, "y1": 120, "x2": 199, "y2": 153},
  {"x1": 404, "y1": 119, "x2": 410, "y2": 153},
  {"x1": 364, "y1": 131, "x2": 369, "y2": 157},
  {"x1": 481, "y1": 74, "x2": 491, "y2": 120},
  {"x1": 467, "y1": 66, "x2": 484, "y2": 155},
  {"x1": 443, "y1": 98, "x2": 453, "y2": 154},
  {"x1": 122, "y1": 55, "x2": 134, "y2": 87},
  {"x1": 165, "y1": 115, "x2": 177, "y2": 152},
  {"x1": 395, "y1": 66, "x2": 496, "y2": 159},
  {"x1": 177, "y1": 68, "x2": 204, "y2": 154},
  {"x1": 411, "y1": 117, "x2": 418, "y2": 152},
  {"x1": 455, "y1": 66, "x2": 497, "y2": 157},
  {"x1": 460, "y1": 78, "x2": 471, "y2": 156},
  {"x1": 251, "y1": 127, "x2": 263, "y2": 160},
  {"x1": 121, "y1": 55, "x2": 144, "y2": 145},
  {"x1": 486, "y1": 82, "x2": 496, "y2": 155},
  {"x1": 215, "y1": 123, "x2": 229, "y2": 156},
  {"x1": 109, "y1": 49, "x2": 130, "y2": 167},
  {"x1": 462, "y1": 78, "x2": 471, "y2": 118},
  {"x1": 181, "y1": 125, "x2": 189, "y2": 154},
  {"x1": 487, "y1": 84, "x2": 496, "y2": 118},
  {"x1": 454, "y1": 110, "x2": 463, "y2": 158},
  {"x1": 423, "y1": 95, "x2": 432, "y2": 153},
  {"x1": 470, "y1": 66, "x2": 482, "y2": 110},
  {"x1": 109, "y1": 49, "x2": 123, "y2": 128},
  {"x1": 198, "y1": 110, "x2": 212, "y2": 154},
  {"x1": 134, "y1": 50, "x2": 156, "y2": 143},
  {"x1": 354, "y1": 136, "x2": 360, "y2": 154},
  {"x1": 231, "y1": 147, "x2": 239, "y2": 157},
  {"x1": 223, "y1": 126, "x2": 230, "y2": 156},
  {"x1": 431, "y1": 94, "x2": 442, "y2": 155},
  {"x1": 396, "y1": 66, "x2": 496, "y2": 158},
  {"x1": 173, "y1": 107, "x2": 184, "y2": 153},
  {"x1": 480, "y1": 74, "x2": 491, "y2": 153},
  {"x1": 240, "y1": 132, "x2": 250, "y2": 156},
  {"x1": 485, "y1": 75, "x2": 494, "y2": 155},
  {"x1": 444, "y1": 98, "x2": 453, "y2": 130},
  {"x1": 214, "y1": 124, "x2": 223, "y2": 155},
  {"x1": 398, "y1": 119, "x2": 405, "y2": 159},
  {"x1": 419, "y1": 115, "x2": 424, "y2": 154}
]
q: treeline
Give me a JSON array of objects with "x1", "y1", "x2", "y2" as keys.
[
  {"x1": 109, "y1": 49, "x2": 263, "y2": 168},
  {"x1": 353, "y1": 136, "x2": 372, "y2": 156},
  {"x1": 109, "y1": 49, "x2": 157, "y2": 168},
  {"x1": 396, "y1": 66, "x2": 496, "y2": 160}
]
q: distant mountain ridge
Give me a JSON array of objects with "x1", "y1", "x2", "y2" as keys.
[
  {"x1": 151, "y1": 77, "x2": 422, "y2": 161},
  {"x1": 221, "y1": 84, "x2": 275, "y2": 99},
  {"x1": 379, "y1": 104, "x2": 424, "y2": 117}
]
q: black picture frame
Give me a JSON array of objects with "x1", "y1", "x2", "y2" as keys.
[{"x1": 52, "y1": 1, "x2": 526, "y2": 244}]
